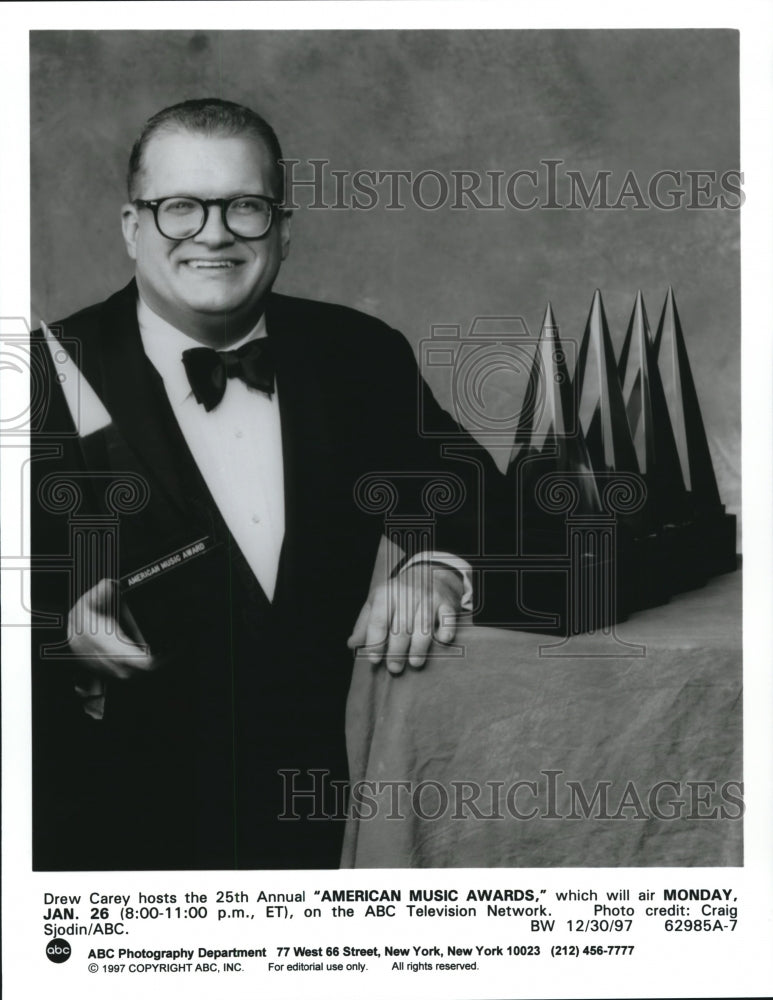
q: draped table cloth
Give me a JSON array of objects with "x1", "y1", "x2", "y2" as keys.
[{"x1": 341, "y1": 572, "x2": 742, "y2": 868}]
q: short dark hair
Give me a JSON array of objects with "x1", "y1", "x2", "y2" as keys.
[{"x1": 127, "y1": 98, "x2": 284, "y2": 200}]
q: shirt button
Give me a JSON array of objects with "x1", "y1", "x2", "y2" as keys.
[
  {"x1": 251, "y1": 513, "x2": 261, "y2": 524},
  {"x1": 235, "y1": 429, "x2": 244, "y2": 439}
]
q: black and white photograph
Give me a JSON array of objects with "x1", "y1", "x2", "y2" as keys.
[
  {"x1": 2, "y1": 4, "x2": 772, "y2": 999},
  {"x1": 29, "y1": 25, "x2": 743, "y2": 871}
]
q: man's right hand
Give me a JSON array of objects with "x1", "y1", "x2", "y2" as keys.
[{"x1": 67, "y1": 578, "x2": 156, "y2": 681}]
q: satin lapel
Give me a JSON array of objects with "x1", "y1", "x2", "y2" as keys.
[
  {"x1": 94, "y1": 282, "x2": 210, "y2": 522},
  {"x1": 266, "y1": 295, "x2": 336, "y2": 603}
]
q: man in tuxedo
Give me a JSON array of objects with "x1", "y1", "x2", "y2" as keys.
[{"x1": 32, "y1": 98, "x2": 490, "y2": 871}]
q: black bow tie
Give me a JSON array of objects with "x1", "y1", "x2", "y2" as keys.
[{"x1": 182, "y1": 339, "x2": 275, "y2": 412}]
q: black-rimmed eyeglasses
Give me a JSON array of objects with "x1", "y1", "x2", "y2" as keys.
[{"x1": 134, "y1": 195, "x2": 283, "y2": 240}]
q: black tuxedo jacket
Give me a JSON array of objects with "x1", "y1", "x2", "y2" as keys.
[{"x1": 32, "y1": 281, "x2": 492, "y2": 871}]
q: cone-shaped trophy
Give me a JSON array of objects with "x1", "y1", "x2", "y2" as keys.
[
  {"x1": 509, "y1": 302, "x2": 601, "y2": 519},
  {"x1": 507, "y1": 303, "x2": 607, "y2": 634},
  {"x1": 654, "y1": 287, "x2": 737, "y2": 574},
  {"x1": 576, "y1": 290, "x2": 640, "y2": 479},
  {"x1": 574, "y1": 289, "x2": 656, "y2": 615},
  {"x1": 618, "y1": 291, "x2": 704, "y2": 594}
]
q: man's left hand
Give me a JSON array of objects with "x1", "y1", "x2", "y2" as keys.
[{"x1": 347, "y1": 564, "x2": 463, "y2": 674}]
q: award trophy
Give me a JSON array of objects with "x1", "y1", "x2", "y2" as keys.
[
  {"x1": 574, "y1": 289, "x2": 668, "y2": 613},
  {"x1": 617, "y1": 291, "x2": 706, "y2": 596},
  {"x1": 506, "y1": 303, "x2": 613, "y2": 634},
  {"x1": 654, "y1": 287, "x2": 737, "y2": 576}
]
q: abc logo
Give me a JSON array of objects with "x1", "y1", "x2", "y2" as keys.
[{"x1": 46, "y1": 938, "x2": 72, "y2": 964}]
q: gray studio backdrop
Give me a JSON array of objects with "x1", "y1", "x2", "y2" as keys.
[{"x1": 30, "y1": 29, "x2": 741, "y2": 540}]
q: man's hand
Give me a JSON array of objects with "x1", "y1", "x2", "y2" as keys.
[
  {"x1": 347, "y1": 564, "x2": 463, "y2": 674},
  {"x1": 68, "y1": 578, "x2": 155, "y2": 681}
]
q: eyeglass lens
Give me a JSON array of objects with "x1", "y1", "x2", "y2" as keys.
[{"x1": 156, "y1": 197, "x2": 272, "y2": 239}]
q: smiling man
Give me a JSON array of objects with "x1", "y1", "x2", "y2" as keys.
[
  {"x1": 32, "y1": 98, "x2": 487, "y2": 871},
  {"x1": 123, "y1": 123, "x2": 290, "y2": 343}
]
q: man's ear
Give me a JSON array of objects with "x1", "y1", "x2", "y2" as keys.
[
  {"x1": 278, "y1": 209, "x2": 292, "y2": 261},
  {"x1": 121, "y1": 203, "x2": 140, "y2": 261}
]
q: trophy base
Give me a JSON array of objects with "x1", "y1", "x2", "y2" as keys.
[
  {"x1": 695, "y1": 509, "x2": 738, "y2": 577},
  {"x1": 477, "y1": 506, "x2": 737, "y2": 636},
  {"x1": 661, "y1": 522, "x2": 709, "y2": 596},
  {"x1": 512, "y1": 526, "x2": 628, "y2": 637},
  {"x1": 615, "y1": 530, "x2": 672, "y2": 614}
]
